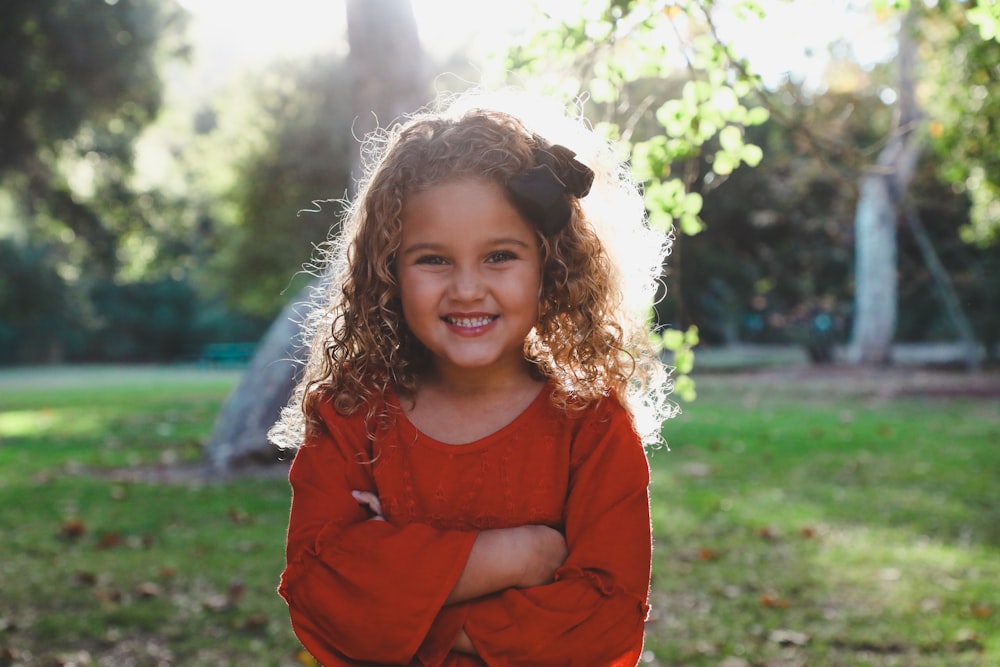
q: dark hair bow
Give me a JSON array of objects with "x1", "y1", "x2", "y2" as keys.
[{"x1": 506, "y1": 143, "x2": 595, "y2": 236}]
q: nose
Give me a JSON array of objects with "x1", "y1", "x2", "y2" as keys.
[{"x1": 448, "y1": 264, "x2": 485, "y2": 301}]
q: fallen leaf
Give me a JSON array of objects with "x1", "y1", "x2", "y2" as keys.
[
  {"x1": 96, "y1": 532, "x2": 122, "y2": 550},
  {"x1": 799, "y1": 526, "x2": 818, "y2": 539},
  {"x1": 203, "y1": 594, "x2": 230, "y2": 612},
  {"x1": 954, "y1": 628, "x2": 983, "y2": 651},
  {"x1": 73, "y1": 571, "x2": 98, "y2": 586},
  {"x1": 697, "y1": 547, "x2": 721, "y2": 561},
  {"x1": 760, "y1": 594, "x2": 791, "y2": 609},
  {"x1": 971, "y1": 604, "x2": 992, "y2": 619},
  {"x1": 54, "y1": 650, "x2": 93, "y2": 667},
  {"x1": 769, "y1": 629, "x2": 810, "y2": 646},
  {"x1": 228, "y1": 507, "x2": 252, "y2": 524},
  {"x1": 134, "y1": 582, "x2": 162, "y2": 599},
  {"x1": 243, "y1": 613, "x2": 270, "y2": 634},
  {"x1": 758, "y1": 526, "x2": 780, "y2": 540},
  {"x1": 718, "y1": 658, "x2": 751, "y2": 667},
  {"x1": 94, "y1": 588, "x2": 122, "y2": 606},
  {"x1": 296, "y1": 650, "x2": 318, "y2": 666},
  {"x1": 228, "y1": 580, "x2": 246, "y2": 604},
  {"x1": 60, "y1": 518, "x2": 86, "y2": 540}
]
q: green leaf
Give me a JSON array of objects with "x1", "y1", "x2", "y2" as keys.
[
  {"x1": 967, "y1": 6, "x2": 1000, "y2": 42},
  {"x1": 741, "y1": 143, "x2": 764, "y2": 167},
  {"x1": 718, "y1": 125, "x2": 743, "y2": 153},
  {"x1": 679, "y1": 212, "x2": 705, "y2": 235},
  {"x1": 746, "y1": 106, "x2": 771, "y2": 125},
  {"x1": 672, "y1": 374, "x2": 697, "y2": 402},
  {"x1": 647, "y1": 207, "x2": 674, "y2": 233},
  {"x1": 660, "y1": 328, "x2": 684, "y2": 351},
  {"x1": 682, "y1": 191, "x2": 703, "y2": 216},
  {"x1": 713, "y1": 151, "x2": 736, "y2": 176},
  {"x1": 683, "y1": 325, "x2": 700, "y2": 347},
  {"x1": 674, "y1": 347, "x2": 694, "y2": 374}
]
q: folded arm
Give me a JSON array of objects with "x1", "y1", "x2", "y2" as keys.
[{"x1": 454, "y1": 399, "x2": 653, "y2": 665}]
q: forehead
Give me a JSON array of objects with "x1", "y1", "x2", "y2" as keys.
[{"x1": 400, "y1": 178, "x2": 536, "y2": 243}]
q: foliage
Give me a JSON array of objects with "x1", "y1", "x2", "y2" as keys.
[
  {"x1": 0, "y1": 238, "x2": 268, "y2": 366},
  {"x1": 1, "y1": 367, "x2": 998, "y2": 665},
  {"x1": 502, "y1": 0, "x2": 774, "y2": 401},
  {"x1": 85, "y1": 278, "x2": 262, "y2": 363},
  {"x1": 920, "y1": 0, "x2": 1000, "y2": 245},
  {"x1": 0, "y1": 0, "x2": 189, "y2": 276},
  {"x1": 0, "y1": 240, "x2": 80, "y2": 364},
  {"x1": 500, "y1": 0, "x2": 1000, "y2": 371},
  {"x1": 664, "y1": 76, "x2": 1000, "y2": 356},
  {"x1": 897, "y1": 158, "x2": 1000, "y2": 353},
  {"x1": 196, "y1": 57, "x2": 357, "y2": 317}
]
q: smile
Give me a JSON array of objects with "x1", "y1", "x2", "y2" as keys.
[{"x1": 443, "y1": 315, "x2": 498, "y2": 328}]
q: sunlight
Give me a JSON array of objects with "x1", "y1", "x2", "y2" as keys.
[
  {"x1": 175, "y1": 0, "x2": 896, "y2": 96},
  {"x1": 175, "y1": 0, "x2": 531, "y2": 65}
]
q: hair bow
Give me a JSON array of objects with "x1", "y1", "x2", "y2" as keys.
[{"x1": 506, "y1": 143, "x2": 595, "y2": 236}]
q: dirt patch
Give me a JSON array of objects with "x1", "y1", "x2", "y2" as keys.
[
  {"x1": 98, "y1": 459, "x2": 292, "y2": 485},
  {"x1": 696, "y1": 365, "x2": 1000, "y2": 399}
]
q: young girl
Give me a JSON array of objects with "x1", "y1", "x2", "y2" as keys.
[{"x1": 269, "y1": 90, "x2": 674, "y2": 666}]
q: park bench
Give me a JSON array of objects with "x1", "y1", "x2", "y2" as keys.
[{"x1": 196, "y1": 342, "x2": 257, "y2": 367}]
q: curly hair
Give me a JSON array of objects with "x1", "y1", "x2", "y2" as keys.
[{"x1": 268, "y1": 91, "x2": 674, "y2": 450}]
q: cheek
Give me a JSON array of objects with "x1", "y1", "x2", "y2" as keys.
[{"x1": 398, "y1": 272, "x2": 438, "y2": 316}]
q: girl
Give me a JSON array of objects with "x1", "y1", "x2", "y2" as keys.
[{"x1": 269, "y1": 90, "x2": 674, "y2": 666}]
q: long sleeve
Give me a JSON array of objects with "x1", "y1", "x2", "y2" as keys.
[
  {"x1": 460, "y1": 398, "x2": 652, "y2": 666},
  {"x1": 279, "y1": 400, "x2": 479, "y2": 666}
]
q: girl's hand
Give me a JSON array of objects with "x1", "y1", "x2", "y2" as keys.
[
  {"x1": 351, "y1": 490, "x2": 386, "y2": 521},
  {"x1": 517, "y1": 524, "x2": 568, "y2": 588}
]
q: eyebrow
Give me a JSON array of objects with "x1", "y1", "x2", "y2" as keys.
[{"x1": 400, "y1": 237, "x2": 532, "y2": 256}]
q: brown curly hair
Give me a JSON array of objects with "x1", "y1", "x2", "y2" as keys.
[{"x1": 269, "y1": 93, "x2": 673, "y2": 450}]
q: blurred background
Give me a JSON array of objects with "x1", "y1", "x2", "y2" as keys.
[
  {"x1": 2, "y1": 1, "x2": 1000, "y2": 665},
  {"x1": 2, "y1": 0, "x2": 998, "y2": 371}
]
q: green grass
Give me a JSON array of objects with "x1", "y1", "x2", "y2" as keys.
[
  {"x1": 0, "y1": 367, "x2": 302, "y2": 666},
  {"x1": 0, "y1": 365, "x2": 998, "y2": 666},
  {"x1": 646, "y1": 373, "x2": 1000, "y2": 666}
]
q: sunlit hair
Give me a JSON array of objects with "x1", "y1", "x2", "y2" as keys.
[{"x1": 268, "y1": 90, "x2": 675, "y2": 450}]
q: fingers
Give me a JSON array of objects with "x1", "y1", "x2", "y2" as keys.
[{"x1": 351, "y1": 490, "x2": 385, "y2": 521}]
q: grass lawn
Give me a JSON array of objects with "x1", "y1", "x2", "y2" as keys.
[{"x1": 0, "y1": 364, "x2": 997, "y2": 666}]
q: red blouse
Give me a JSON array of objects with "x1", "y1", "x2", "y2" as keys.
[{"x1": 279, "y1": 384, "x2": 652, "y2": 666}]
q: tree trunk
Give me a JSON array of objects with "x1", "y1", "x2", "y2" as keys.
[
  {"x1": 205, "y1": 0, "x2": 429, "y2": 471},
  {"x1": 345, "y1": 0, "x2": 429, "y2": 181},
  {"x1": 847, "y1": 6, "x2": 921, "y2": 365},
  {"x1": 205, "y1": 297, "x2": 305, "y2": 470}
]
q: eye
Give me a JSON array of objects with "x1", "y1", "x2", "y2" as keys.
[
  {"x1": 486, "y1": 250, "x2": 518, "y2": 264},
  {"x1": 414, "y1": 254, "x2": 448, "y2": 266}
]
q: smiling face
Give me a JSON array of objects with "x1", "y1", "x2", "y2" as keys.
[{"x1": 397, "y1": 178, "x2": 543, "y2": 386}]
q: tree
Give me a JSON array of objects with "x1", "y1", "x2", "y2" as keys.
[
  {"x1": 846, "y1": 4, "x2": 922, "y2": 365},
  {"x1": 924, "y1": 0, "x2": 1000, "y2": 245},
  {"x1": 205, "y1": 0, "x2": 431, "y2": 470},
  {"x1": 500, "y1": 0, "x2": 773, "y2": 399},
  {"x1": 848, "y1": 0, "x2": 1000, "y2": 365},
  {"x1": 0, "y1": 0, "x2": 188, "y2": 277}
]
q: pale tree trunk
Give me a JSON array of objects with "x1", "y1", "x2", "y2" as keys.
[
  {"x1": 346, "y1": 0, "x2": 429, "y2": 180},
  {"x1": 205, "y1": 0, "x2": 429, "y2": 471},
  {"x1": 847, "y1": 6, "x2": 921, "y2": 365}
]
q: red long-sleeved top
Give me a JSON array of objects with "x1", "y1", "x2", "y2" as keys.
[{"x1": 279, "y1": 384, "x2": 652, "y2": 666}]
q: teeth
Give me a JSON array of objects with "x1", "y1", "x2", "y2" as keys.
[{"x1": 448, "y1": 316, "x2": 494, "y2": 328}]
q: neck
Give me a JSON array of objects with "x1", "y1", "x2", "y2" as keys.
[{"x1": 423, "y1": 361, "x2": 540, "y2": 399}]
